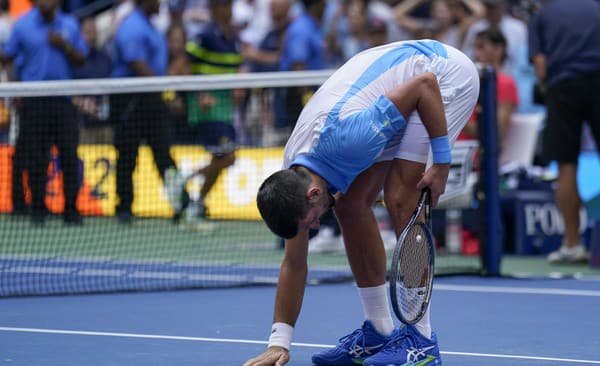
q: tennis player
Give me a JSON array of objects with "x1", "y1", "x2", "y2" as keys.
[{"x1": 245, "y1": 40, "x2": 479, "y2": 366}]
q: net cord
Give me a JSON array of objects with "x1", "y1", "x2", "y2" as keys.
[{"x1": 0, "y1": 70, "x2": 335, "y2": 98}]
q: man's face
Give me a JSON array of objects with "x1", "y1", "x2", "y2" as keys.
[
  {"x1": 484, "y1": 3, "x2": 505, "y2": 25},
  {"x1": 143, "y1": 0, "x2": 161, "y2": 15},
  {"x1": 473, "y1": 38, "x2": 502, "y2": 65},
  {"x1": 211, "y1": 3, "x2": 232, "y2": 27},
  {"x1": 37, "y1": 0, "x2": 59, "y2": 16},
  {"x1": 81, "y1": 19, "x2": 97, "y2": 48},
  {"x1": 270, "y1": 0, "x2": 290, "y2": 23}
]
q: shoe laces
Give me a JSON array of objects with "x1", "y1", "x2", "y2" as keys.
[
  {"x1": 338, "y1": 327, "x2": 367, "y2": 351},
  {"x1": 380, "y1": 328, "x2": 412, "y2": 354}
]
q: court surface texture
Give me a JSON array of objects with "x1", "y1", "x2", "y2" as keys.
[{"x1": 2, "y1": 275, "x2": 600, "y2": 365}]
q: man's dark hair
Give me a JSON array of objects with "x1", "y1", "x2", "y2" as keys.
[
  {"x1": 301, "y1": 0, "x2": 324, "y2": 10},
  {"x1": 256, "y1": 168, "x2": 312, "y2": 239},
  {"x1": 475, "y1": 28, "x2": 507, "y2": 47}
]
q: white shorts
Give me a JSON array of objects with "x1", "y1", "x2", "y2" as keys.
[{"x1": 377, "y1": 46, "x2": 480, "y2": 164}]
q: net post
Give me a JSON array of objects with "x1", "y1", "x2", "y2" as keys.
[{"x1": 477, "y1": 65, "x2": 502, "y2": 276}]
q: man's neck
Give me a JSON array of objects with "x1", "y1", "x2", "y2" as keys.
[
  {"x1": 295, "y1": 165, "x2": 328, "y2": 192},
  {"x1": 40, "y1": 9, "x2": 56, "y2": 22}
]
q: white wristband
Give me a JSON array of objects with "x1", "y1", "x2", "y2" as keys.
[{"x1": 268, "y1": 322, "x2": 294, "y2": 350}]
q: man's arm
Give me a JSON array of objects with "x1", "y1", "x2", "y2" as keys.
[
  {"x1": 385, "y1": 72, "x2": 450, "y2": 206},
  {"x1": 129, "y1": 61, "x2": 157, "y2": 77},
  {"x1": 48, "y1": 31, "x2": 86, "y2": 67},
  {"x1": 244, "y1": 231, "x2": 309, "y2": 366}
]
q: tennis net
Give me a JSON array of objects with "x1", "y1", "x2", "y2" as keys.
[{"x1": 0, "y1": 71, "x2": 492, "y2": 296}]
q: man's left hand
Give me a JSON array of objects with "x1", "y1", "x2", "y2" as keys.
[
  {"x1": 416, "y1": 163, "x2": 449, "y2": 207},
  {"x1": 48, "y1": 31, "x2": 68, "y2": 50}
]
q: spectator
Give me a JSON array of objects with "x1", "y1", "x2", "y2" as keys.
[
  {"x1": 164, "y1": 22, "x2": 191, "y2": 144},
  {"x1": 529, "y1": 0, "x2": 600, "y2": 264},
  {"x1": 324, "y1": 0, "x2": 371, "y2": 66},
  {"x1": 340, "y1": 0, "x2": 369, "y2": 61},
  {"x1": 242, "y1": 0, "x2": 291, "y2": 73},
  {"x1": 275, "y1": 0, "x2": 326, "y2": 141},
  {"x1": 459, "y1": 28, "x2": 518, "y2": 152},
  {"x1": 111, "y1": 0, "x2": 179, "y2": 224},
  {"x1": 73, "y1": 16, "x2": 113, "y2": 144},
  {"x1": 462, "y1": 0, "x2": 527, "y2": 81},
  {"x1": 366, "y1": 16, "x2": 388, "y2": 48},
  {"x1": 0, "y1": 0, "x2": 88, "y2": 224},
  {"x1": 446, "y1": 0, "x2": 484, "y2": 49},
  {"x1": 241, "y1": 0, "x2": 292, "y2": 146},
  {"x1": 172, "y1": 0, "x2": 242, "y2": 227},
  {"x1": 0, "y1": 0, "x2": 11, "y2": 144},
  {"x1": 394, "y1": 0, "x2": 461, "y2": 48},
  {"x1": 0, "y1": 0, "x2": 11, "y2": 48}
]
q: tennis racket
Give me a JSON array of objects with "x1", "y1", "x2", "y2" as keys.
[{"x1": 389, "y1": 187, "x2": 435, "y2": 325}]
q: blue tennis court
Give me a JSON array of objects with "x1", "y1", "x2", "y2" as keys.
[{"x1": 2, "y1": 275, "x2": 599, "y2": 365}]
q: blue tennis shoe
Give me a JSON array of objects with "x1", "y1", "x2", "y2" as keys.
[
  {"x1": 364, "y1": 324, "x2": 441, "y2": 366},
  {"x1": 312, "y1": 320, "x2": 391, "y2": 365}
]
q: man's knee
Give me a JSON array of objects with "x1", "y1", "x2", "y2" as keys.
[{"x1": 212, "y1": 152, "x2": 235, "y2": 169}]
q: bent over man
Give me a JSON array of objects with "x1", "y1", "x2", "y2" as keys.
[{"x1": 246, "y1": 40, "x2": 479, "y2": 366}]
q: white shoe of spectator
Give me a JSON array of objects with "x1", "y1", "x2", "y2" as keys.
[
  {"x1": 547, "y1": 243, "x2": 589, "y2": 264},
  {"x1": 381, "y1": 229, "x2": 397, "y2": 252},
  {"x1": 308, "y1": 227, "x2": 344, "y2": 254}
]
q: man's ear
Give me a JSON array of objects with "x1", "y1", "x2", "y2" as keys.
[{"x1": 306, "y1": 186, "x2": 321, "y2": 202}]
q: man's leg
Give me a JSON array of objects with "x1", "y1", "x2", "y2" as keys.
[
  {"x1": 544, "y1": 77, "x2": 588, "y2": 263},
  {"x1": 363, "y1": 158, "x2": 442, "y2": 366},
  {"x1": 312, "y1": 163, "x2": 394, "y2": 366},
  {"x1": 113, "y1": 95, "x2": 141, "y2": 220},
  {"x1": 556, "y1": 163, "x2": 582, "y2": 247},
  {"x1": 198, "y1": 151, "x2": 235, "y2": 199},
  {"x1": 334, "y1": 162, "x2": 390, "y2": 288},
  {"x1": 383, "y1": 158, "x2": 430, "y2": 337},
  {"x1": 55, "y1": 99, "x2": 82, "y2": 223}
]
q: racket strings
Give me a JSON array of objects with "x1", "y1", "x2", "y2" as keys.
[{"x1": 396, "y1": 223, "x2": 430, "y2": 322}]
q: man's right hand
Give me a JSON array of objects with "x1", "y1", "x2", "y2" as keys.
[{"x1": 243, "y1": 346, "x2": 290, "y2": 366}]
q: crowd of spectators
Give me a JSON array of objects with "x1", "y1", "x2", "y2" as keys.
[{"x1": 0, "y1": 0, "x2": 549, "y2": 225}]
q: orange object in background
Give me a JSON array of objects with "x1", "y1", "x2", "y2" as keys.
[
  {"x1": 9, "y1": 0, "x2": 32, "y2": 19},
  {"x1": 0, "y1": 145, "x2": 104, "y2": 215}
]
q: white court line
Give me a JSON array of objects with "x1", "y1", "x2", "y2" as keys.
[
  {"x1": 1, "y1": 327, "x2": 599, "y2": 364},
  {"x1": 434, "y1": 284, "x2": 600, "y2": 297}
]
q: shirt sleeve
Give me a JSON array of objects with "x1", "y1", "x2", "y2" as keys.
[{"x1": 2, "y1": 25, "x2": 20, "y2": 59}]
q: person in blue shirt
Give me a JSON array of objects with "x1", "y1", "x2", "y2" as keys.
[
  {"x1": 110, "y1": 0, "x2": 179, "y2": 224},
  {"x1": 274, "y1": 0, "x2": 326, "y2": 138},
  {"x1": 529, "y1": 0, "x2": 600, "y2": 264},
  {"x1": 0, "y1": 0, "x2": 88, "y2": 225}
]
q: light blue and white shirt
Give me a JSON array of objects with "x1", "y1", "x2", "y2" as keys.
[{"x1": 284, "y1": 40, "x2": 481, "y2": 194}]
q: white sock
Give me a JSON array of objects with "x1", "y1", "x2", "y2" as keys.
[
  {"x1": 414, "y1": 303, "x2": 432, "y2": 339},
  {"x1": 357, "y1": 284, "x2": 395, "y2": 336}
]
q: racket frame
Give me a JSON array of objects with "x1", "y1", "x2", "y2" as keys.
[{"x1": 389, "y1": 187, "x2": 435, "y2": 325}]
